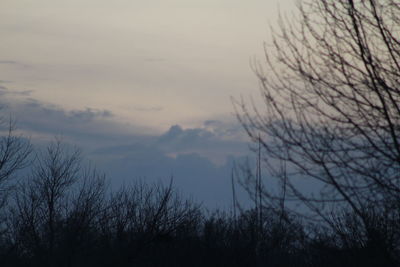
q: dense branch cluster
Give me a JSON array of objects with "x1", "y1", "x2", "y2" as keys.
[
  {"x1": 1, "y1": 0, "x2": 400, "y2": 265},
  {"x1": 0, "y1": 124, "x2": 397, "y2": 266},
  {"x1": 234, "y1": 0, "x2": 400, "y2": 264},
  {"x1": 237, "y1": 0, "x2": 400, "y2": 228}
]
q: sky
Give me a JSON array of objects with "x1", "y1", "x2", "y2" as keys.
[{"x1": 0, "y1": 0, "x2": 295, "y2": 208}]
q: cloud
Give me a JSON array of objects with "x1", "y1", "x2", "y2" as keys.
[
  {"x1": 69, "y1": 108, "x2": 113, "y2": 121},
  {"x1": 0, "y1": 96, "x2": 138, "y2": 149},
  {"x1": 153, "y1": 122, "x2": 248, "y2": 164},
  {"x1": 0, "y1": 60, "x2": 30, "y2": 68},
  {"x1": 203, "y1": 119, "x2": 246, "y2": 139},
  {"x1": 0, "y1": 94, "x2": 249, "y2": 164},
  {"x1": 157, "y1": 125, "x2": 214, "y2": 148},
  {"x1": 0, "y1": 95, "x2": 252, "y2": 208},
  {"x1": 92, "y1": 139, "x2": 251, "y2": 208},
  {"x1": 0, "y1": 84, "x2": 33, "y2": 97},
  {"x1": 0, "y1": 60, "x2": 18, "y2": 64},
  {"x1": 92, "y1": 122, "x2": 248, "y2": 164},
  {"x1": 18, "y1": 98, "x2": 114, "y2": 122},
  {"x1": 88, "y1": 121, "x2": 252, "y2": 208},
  {"x1": 204, "y1": 120, "x2": 221, "y2": 127}
]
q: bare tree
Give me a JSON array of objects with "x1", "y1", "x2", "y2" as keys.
[
  {"x1": 0, "y1": 119, "x2": 31, "y2": 208},
  {"x1": 0, "y1": 118, "x2": 31, "y2": 252},
  {"x1": 235, "y1": 0, "x2": 400, "y2": 230},
  {"x1": 103, "y1": 179, "x2": 201, "y2": 264},
  {"x1": 8, "y1": 140, "x2": 106, "y2": 267}
]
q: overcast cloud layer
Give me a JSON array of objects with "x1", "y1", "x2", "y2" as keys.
[
  {"x1": 0, "y1": 90, "x2": 251, "y2": 207},
  {"x1": 0, "y1": 0, "x2": 294, "y2": 207},
  {"x1": 0, "y1": 0, "x2": 294, "y2": 130}
]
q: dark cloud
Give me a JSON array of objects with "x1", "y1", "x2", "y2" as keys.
[
  {"x1": 90, "y1": 122, "x2": 251, "y2": 207},
  {"x1": 203, "y1": 119, "x2": 246, "y2": 139},
  {"x1": 0, "y1": 95, "x2": 252, "y2": 208},
  {"x1": 94, "y1": 122, "x2": 248, "y2": 163},
  {"x1": 155, "y1": 124, "x2": 248, "y2": 160},
  {"x1": 17, "y1": 98, "x2": 113, "y2": 122},
  {"x1": 0, "y1": 94, "x2": 248, "y2": 160},
  {"x1": 0, "y1": 97, "x2": 127, "y2": 148},
  {"x1": 92, "y1": 141, "x2": 251, "y2": 208},
  {"x1": 157, "y1": 125, "x2": 214, "y2": 148}
]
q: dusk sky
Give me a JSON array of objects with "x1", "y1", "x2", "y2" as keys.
[{"x1": 0, "y1": 0, "x2": 294, "y2": 208}]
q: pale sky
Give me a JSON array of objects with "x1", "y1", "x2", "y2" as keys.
[
  {"x1": 1, "y1": 0, "x2": 294, "y2": 132},
  {"x1": 0, "y1": 0, "x2": 295, "y2": 207}
]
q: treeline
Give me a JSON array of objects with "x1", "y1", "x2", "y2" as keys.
[{"x1": 0, "y1": 139, "x2": 398, "y2": 266}]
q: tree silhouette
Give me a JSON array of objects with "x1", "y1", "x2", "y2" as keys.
[
  {"x1": 0, "y1": 119, "x2": 31, "y2": 209},
  {"x1": 235, "y1": 0, "x2": 400, "y2": 261},
  {"x1": 0, "y1": 118, "x2": 31, "y2": 258}
]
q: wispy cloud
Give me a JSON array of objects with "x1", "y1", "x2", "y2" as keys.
[
  {"x1": 0, "y1": 84, "x2": 33, "y2": 96},
  {"x1": 0, "y1": 60, "x2": 18, "y2": 64},
  {"x1": 0, "y1": 60, "x2": 30, "y2": 68}
]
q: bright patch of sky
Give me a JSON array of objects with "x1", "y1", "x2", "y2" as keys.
[{"x1": 0, "y1": 0, "x2": 294, "y2": 132}]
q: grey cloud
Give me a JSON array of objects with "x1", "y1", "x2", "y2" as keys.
[
  {"x1": 62, "y1": 120, "x2": 251, "y2": 207},
  {"x1": 69, "y1": 108, "x2": 113, "y2": 121},
  {"x1": 157, "y1": 125, "x2": 214, "y2": 148},
  {"x1": 16, "y1": 90, "x2": 33, "y2": 96},
  {"x1": 1, "y1": 95, "x2": 252, "y2": 207},
  {"x1": 92, "y1": 137, "x2": 251, "y2": 208},
  {"x1": 156, "y1": 123, "x2": 247, "y2": 155},
  {"x1": 0, "y1": 85, "x2": 32, "y2": 96},
  {"x1": 95, "y1": 122, "x2": 248, "y2": 160},
  {"x1": 2, "y1": 94, "x2": 248, "y2": 163},
  {"x1": 0, "y1": 97, "x2": 130, "y2": 148},
  {"x1": 0, "y1": 60, "x2": 30, "y2": 68},
  {"x1": 203, "y1": 119, "x2": 246, "y2": 138},
  {"x1": 0, "y1": 60, "x2": 18, "y2": 64},
  {"x1": 20, "y1": 98, "x2": 114, "y2": 122},
  {"x1": 204, "y1": 120, "x2": 221, "y2": 127}
]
